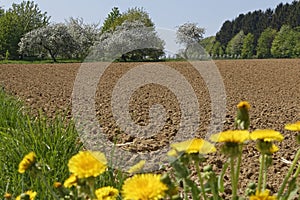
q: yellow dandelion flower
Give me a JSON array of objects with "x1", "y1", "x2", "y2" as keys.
[
  {"x1": 169, "y1": 138, "x2": 216, "y2": 155},
  {"x1": 122, "y1": 173, "x2": 168, "y2": 200},
  {"x1": 250, "y1": 129, "x2": 284, "y2": 142},
  {"x1": 95, "y1": 186, "x2": 119, "y2": 200},
  {"x1": 269, "y1": 144, "x2": 279, "y2": 154},
  {"x1": 167, "y1": 149, "x2": 178, "y2": 157},
  {"x1": 18, "y1": 152, "x2": 36, "y2": 174},
  {"x1": 68, "y1": 151, "x2": 107, "y2": 179},
  {"x1": 63, "y1": 174, "x2": 78, "y2": 188},
  {"x1": 285, "y1": 121, "x2": 300, "y2": 131},
  {"x1": 237, "y1": 101, "x2": 250, "y2": 110},
  {"x1": 4, "y1": 193, "x2": 12, "y2": 199},
  {"x1": 210, "y1": 130, "x2": 250, "y2": 143},
  {"x1": 16, "y1": 190, "x2": 37, "y2": 200},
  {"x1": 53, "y1": 182, "x2": 62, "y2": 188},
  {"x1": 128, "y1": 160, "x2": 146, "y2": 174},
  {"x1": 249, "y1": 190, "x2": 276, "y2": 200}
]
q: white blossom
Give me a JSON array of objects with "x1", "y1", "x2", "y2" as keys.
[
  {"x1": 88, "y1": 20, "x2": 165, "y2": 61},
  {"x1": 19, "y1": 23, "x2": 79, "y2": 62}
]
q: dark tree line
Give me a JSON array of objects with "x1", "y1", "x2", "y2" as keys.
[{"x1": 215, "y1": 1, "x2": 300, "y2": 54}]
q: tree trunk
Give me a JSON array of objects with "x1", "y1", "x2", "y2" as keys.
[{"x1": 44, "y1": 46, "x2": 57, "y2": 62}]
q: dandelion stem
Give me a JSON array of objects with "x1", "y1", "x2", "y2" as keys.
[
  {"x1": 39, "y1": 173, "x2": 60, "y2": 200},
  {"x1": 209, "y1": 178, "x2": 219, "y2": 200},
  {"x1": 257, "y1": 154, "x2": 265, "y2": 192},
  {"x1": 183, "y1": 179, "x2": 189, "y2": 200},
  {"x1": 230, "y1": 157, "x2": 237, "y2": 200},
  {"x1": 262, "y1": 155, "x2": 267, "y2": 191},
  {"x1": 87, "y1": 178, "x2": 96, "y2": 199},
  {"x1": 277, "y1": 149, "x2": 300, "y2": 197},
  {"x1": 195, "y1": 160, "x2": 208, "y2": 200},
  {"x1": 234, "y1": 147, "x2": 243, "y2": 196},
  {"x1": 293, "y1": 162, "x2": 300, "y2": 179}
]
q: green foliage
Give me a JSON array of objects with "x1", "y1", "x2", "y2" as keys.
[
  {"x1": 116, "y1": 7, "x2": 154, "y2": 28},
  {"x1": 200, "y1": 37, "x2": 225, "y2": 58},
  {"x1": 0, "y1": 1, "x2": 49, "y2": 59},
  {"x1": 241, "y1": 33, "x2": 255, "y2": 58},
  {"x1": 211, "y1": 41, "x2": 223, "y2": 57},
  {"x1": 5, "y1": 50, "x2": 10, "y2": 60},
  {"x1": 0, "y1": 88, "x2": 81, "y2": 199},
  {"x1": 271, "y1": 25, "x2": 299, "y2": 58},
  {"x1": 0, "y1": 6, "x2": 4, "y2": 17},
  {"x1": 199, "y1": 36, "x2": 215, "y2": 55},
  {"x1": 256, "y1": 28, "x2": 277, "y2": 58},
  {"x1": 101, "y1": 7, "x2": 121, "y2": 34},
  {"x1": 216, "y1": 1, "x2": 300, "y2": 58},
  {"x1": 226, "y1": 30, "x2": 245, "y2": 57},
  {"x1": 101, "y1": 7, "x2": 154, "y2": 34}
]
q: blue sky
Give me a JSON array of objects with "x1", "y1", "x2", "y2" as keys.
[{"x1": 1, "y1": 0, "x2": 295, "y2": 37}]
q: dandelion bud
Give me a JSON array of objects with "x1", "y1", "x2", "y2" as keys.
[{"x1": 235, "y1": 101, "x2": 250, "y2": 130}]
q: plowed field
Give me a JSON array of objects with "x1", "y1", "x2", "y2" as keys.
[{"x1": 0, "y1": 59, "x2": 299, "y2": 195}]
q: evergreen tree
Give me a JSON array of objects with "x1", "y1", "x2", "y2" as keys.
[
  {"x1": 216, "y1": 20, "x2": 233, "y2": 47},
  {"x1": 101, "y1": 7, "x2": 121, "y2": 34},
  {"x1": 288, "y1": 1, "x2": 300, "y2": 28},
  {"x1": 101, "y1": 7, "x2": 154, "y2": 34},
  {"x1": 271, "y1": 3, "x2": 291, "y2": 30}
]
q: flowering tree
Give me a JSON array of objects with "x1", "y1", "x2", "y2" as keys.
[
  {"x1": 90, "y1": 20, "x2": 165, "y2": 61},
  {"x1": 19, "y1": 23, "x2": 79, "y2": 62},
  {"x1": 66, "y1": 17, "x2": 100, "y2": 58},
  {"x1": 176, "y1": 22, "x2": 205, "y2": 59}
]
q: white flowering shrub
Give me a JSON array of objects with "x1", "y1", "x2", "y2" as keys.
[
  {"x1": 66, "y1": 17, "x2": 100, "y2": 58},
  {"x1": 176, "y1": 22, "x2": 207, "y2": 59},
  {"x1": 18, "y1": 23, "x2": 79, "y2": 62},
  {"x1": 89, "y1": 20, "x2": 165, "y2": 61}
]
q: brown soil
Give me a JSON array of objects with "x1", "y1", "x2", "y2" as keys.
[{"x1": 0, "y1": 59, "x2": 299, "y2": 196}]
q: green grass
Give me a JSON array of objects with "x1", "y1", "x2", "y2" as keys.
[
  {"x1": 0, "y1": 88, "x2": 82, "y2": 198},
  {"x1": 0, "y1": 88, "x2": 127, "y2": 199},
  {"x1": 0, "y1": 59, "x2": 83, "y2": 64},
  {"x1": 0, "y1": 57, "x2": 187, "y2": 64}
]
